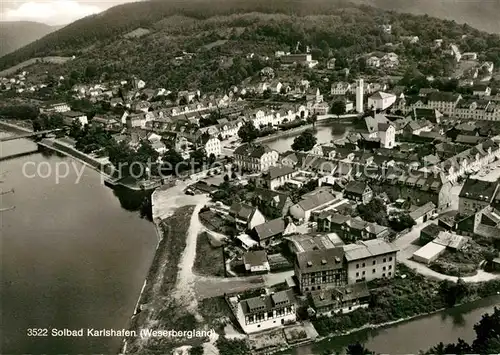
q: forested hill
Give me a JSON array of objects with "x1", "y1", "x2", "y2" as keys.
[
  {"x1": 1, "y1": 0, "x2": 500, "y2": 94},
  {"x1": 356, "y1": 0, "x2": 500, "y2": 35},
  {"x1": 1, "y1": 0, "x2": 499, "y2": 71},
  {"x1": 0, "y1": 22, "x2": 61, "y2": 57},
  {"x1": 0, "y1": 0, "x2": 354, "y2": 69}
]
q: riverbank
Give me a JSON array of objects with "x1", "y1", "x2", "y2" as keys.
[{"x1": 122, "y1": 205, "x2": 204, "y2": 354}]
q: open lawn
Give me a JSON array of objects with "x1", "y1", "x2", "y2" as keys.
[{"x1": 194, "y1": 232, "x2": 226, "y2": 277}]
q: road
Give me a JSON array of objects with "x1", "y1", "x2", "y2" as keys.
[{"x1": 194, "y1": 270, "x2": 295, "y2": 300}]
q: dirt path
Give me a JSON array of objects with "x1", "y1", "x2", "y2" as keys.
[
  {"x1": 172, "y1": 197, "x2": 209, "y2": 321},
  {"x1": 400, "y1": 258, "x2": 500, "y2": 283}
]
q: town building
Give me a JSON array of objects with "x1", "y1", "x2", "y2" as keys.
[
  {"x1": 458, "y1": 179, "x2": 499, "y2": 215},
  {"x1": 233, "y1": 144, "x2": 279, "y2": 172},
  {"x1": 409, "y1": 202, "x2": 436, "y2": 224},
  {"x1": 367, "y1": 91, "x2": 397, "y2": 111},
  {"x1": 343, "y1": 181, "x2": 373, "y2": 204},
  {"x1": 234, "y1": 289, "x2": 296, "y2": 333},
  {"x1": 41, "y1": 101, "x2": 71, "y2": 113},
  {"x1": 62, "y1": 111, "x2": 88, "y2": 126},
  {"x1": 331, "y1": 82, "x2": 352, "y2": 96},
  {"x1": 91, "y1": 116, "x2": 121, "y2": 131},
  {"x1": 315, "y1": 212, "x2": 389, "y2": 242},
  {"x1": 229, "y1": 202, "x2": 266, "y2": 230},
  {"x1": 243, "y1": 250, "x2": 270, "y2": 273},
  {"x1": 289, "y1": 190, "x2": 339, "y2": 223},
  {"x1": 343, "y1": 239, "x2": 398, "y2": 283},
  {"x1": 427, "y1": 92, "x2": 462, "y2": 115},
  {"x1": 281, "y1": 54, "x2": 317, "y2": 68},
  {"x1": 472, "y1": 85, "x2": 492, "y2": 97},
  {"x1": 295, "y1": 248, "x2": 347, "y2": 294},
  {"x1": 309, "y1": 282, "x2": 370, "y2": 317},
  {"x1": 252, "y1": 218, "x2": 286, "y2": 246},
  {"x1": 201, "y1": 135, "x2": 221, "y2": 157},
  {"x1": 259, "y1": 165, "x2": 299, "y2": 190}
]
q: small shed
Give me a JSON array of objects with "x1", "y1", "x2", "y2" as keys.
[{"x1": 412, "y1": 242, "x2": 447, "y2": 264}]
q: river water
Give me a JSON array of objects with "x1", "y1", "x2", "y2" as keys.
[
  {"x1": 292, "y1": 295, "x2": 500, "y2": 355},
  {"x1": 0, "y1": 132, "x2": 158, "y2": 354},
  {"x1": 265, "y1": 124, "x2": 345, "y2": 152},
  {"x1": 1, "y1": 131, "x2": 499, "y2": 354}
]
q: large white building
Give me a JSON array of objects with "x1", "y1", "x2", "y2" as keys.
[
  {"x1": 367, "y1": 91, "x2": 397, "y2": 111},
  {"x1": 233, "y1": 144, "x2": 279, "y2": 172},
  {"x1": 234, "y1": 289, "x2": 296, "y2": 333},
  {"x1": 201, "y1": 135, "x2": 221, "y2": 157},
  {"x1": 343, "y1": 239, "x2": 398, "y2": 284}
]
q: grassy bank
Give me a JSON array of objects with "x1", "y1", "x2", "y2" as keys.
[{"x1": 125, "y1": 205, "x2": 200, "y2": 354}]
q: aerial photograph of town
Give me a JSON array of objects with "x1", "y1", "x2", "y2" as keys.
[{"x1": 0, "y1": 0, "x2": 499, "y2": 354}]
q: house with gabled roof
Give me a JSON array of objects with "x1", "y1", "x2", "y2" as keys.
[
  {"x1": 367, "y1": 91, "x2": 397, "y2": 111},
  {"x1": 243, "y1": 250, "x2": 270, "y2": 273},
  {"x1": 343, "y1": 181, "x2": 373, "y2": 204},
  {"x1": 289, "y1": 190, "x2": 339, "y2": 223},
  {"x1": 252, "y1": 218, "x2": 286, "y2": 246},
  {"x1": 309, "y1": 282, "x2": 370, "y2": 317},
  {"x1": 229, "y1": 202, "x2": 266, "y2": 230},
  {"x1": 233, "y1": 289, "x2": 296, "y2": 333},
  {"x1": 259, "y1": 165, "x2": 299, "y2": 190},
  {"x1": 250, "y1": 188, "x2": 294, "y2": 217},
  {"x1": 343, "y1": 239, "x2": 398, "y2": 283},
  {"x1": 316, "y1": 211, "x2": 389, "y2": 242}
]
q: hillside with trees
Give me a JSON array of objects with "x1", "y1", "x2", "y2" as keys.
[{"x1": 1, "y1": 0, "x2": 500, "y2": 94}]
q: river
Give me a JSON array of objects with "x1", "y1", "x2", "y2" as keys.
[
  {"x1": 265, "y1": 124, "x2": 347, "y2": 152},
  {"x1": 0, "y1": 132, "x2": 158, "y2": 354},
  {"x1": 291, "y1": 296, "x2": 500, "y2": 355},
  {"x1": 1, "y1": 131, "x2": 499, "y2": 354}
]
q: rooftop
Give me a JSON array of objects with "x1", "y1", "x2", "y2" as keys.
[
  {"x1": 296, "y1": 248, "x2": 344, "y2": 272},
  {"x1": 459, "y1": 178, "x2": 498, "y2": 202},
  {"x1": 241, "y1": 289, "x2": 295, "y2": 316},
  {"x1": 243, "y1": 250, "x2": 268, "y2": 267},
  {"x1": 343, "y1": 239, "x2": 398, "y2": 262},
  {"x1": 253, "y1": 218, "x2": 285, "y2": 241}
]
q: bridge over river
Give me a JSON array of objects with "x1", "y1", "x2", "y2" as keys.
[{"x1": 0, "y1": 128, "x2": 64, "y2": 142}]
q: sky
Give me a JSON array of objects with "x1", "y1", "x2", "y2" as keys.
[{"x1": 0, "y1": 0, "x2": 139, "y2": 26}]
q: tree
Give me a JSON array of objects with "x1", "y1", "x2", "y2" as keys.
[
  {"x1": 190, "y1": 148, "x2": 207, "y2": 167},
  {"x1": 307, "y1": 113, "x2": 318, "y2": 127},
  {"x1": 238, "y1": 121, "x2": 259, "y2": 143},
  {"x1": 357, "y1": 198, "x2": 388, "y2": 226},
  {"x1": 291, "y1": 130, "x2": 317, "y2": 152},
  {"x1": 346, "y1": 342, "x2": 374, "y2": 355},
  {"x1": 388, "y1": 213, "x2": 416, "y2": 232},
  {"x1": 472, "y1": 307, "x2": 500, "y2": 354},
  {"x1": 425, "y1": 308, "x2": 500, "y2": 354},
  {"x1": 330, "y1": 100, "x2": 346, "y2": 116},
  {"x1": 69, "y1": 120, "x2": 83, "y2": 139},
  {"x1": 189, "y1": 345, "x2": 204, "y2": 355},
  {"x1": 439, "y1": 278, "x2": 468, "y2": 307}
]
